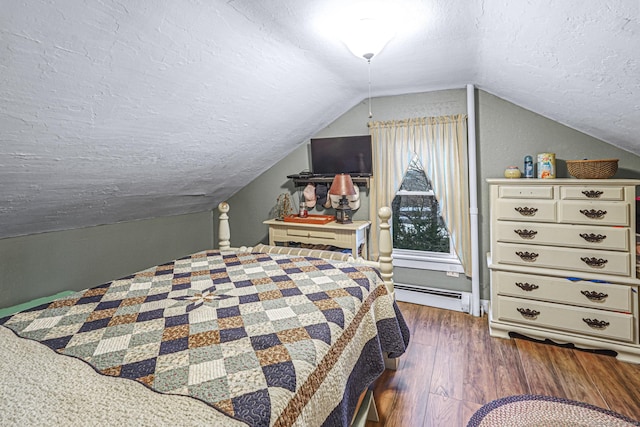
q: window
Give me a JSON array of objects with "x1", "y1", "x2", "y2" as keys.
[{"x1": 391, "y1": 156, "x2": 463, "y2": 272}]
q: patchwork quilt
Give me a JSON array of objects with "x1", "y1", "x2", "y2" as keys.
[{"x1": 1, "y1": 250, "x2": 409, "y2": 427}]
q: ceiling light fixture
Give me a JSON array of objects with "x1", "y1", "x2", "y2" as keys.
[
  {"x1": 341, "y1": 18, "x2": 394, "y2": 60},
  {"x1": 340, "y1": 18, "x2": 394, "y2": 119}
]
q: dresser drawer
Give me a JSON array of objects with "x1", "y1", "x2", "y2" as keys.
[
  {"x1": 495, "y1": 200, "x2": 556, "y2": 222},
  {"x1": 495, "y1": 295, "x2": 634, "y2": 342},
  {"x1": 560, "y1": 186, "x2": 625, "y2": 201},
  {"x1": 559, "y1": 201, "x2": 629, "y2": 226},
  {"x1": 494, "y1": 221, "x2": 630, "y2": 251},
  {"x1": 492, "y1": 270, "x2": 633, "y2": 312},
  {"x1": 494, "y1": 242, "x2": 631, "y2": 276},
  {"x1": 499, "y1": 185, "x2": 554, "y2": 199}
]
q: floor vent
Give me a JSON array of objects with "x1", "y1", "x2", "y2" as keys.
[{"x1": 394, "y1": 283, "x2": 471, "y2": 313}]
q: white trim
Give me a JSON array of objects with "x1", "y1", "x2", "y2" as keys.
[
  {"x1": 394, "y1": 283, "x2": 471, "y2": 313},
  {"x1": 467, "y1": 84, "x2": 481, "y2": 317},
  {"x1": 480, "y1": 299, "x2": 490, "y2": 317},
  {"x1": 394, "y1": 284, "x2": 490, "y2": 316},
  {"x1": 393, "y1": 250, "x2": 464, "y2": 273},
  {"x1": 396, "y1": 189, "x2": 435, "y2": 196}
]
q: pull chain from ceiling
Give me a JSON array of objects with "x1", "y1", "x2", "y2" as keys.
[{"x1": 364, "y1": 52, "x2": 374, "y2": 118}]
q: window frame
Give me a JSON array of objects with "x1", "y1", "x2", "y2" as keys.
[{"x1": 391, "y1": 180, "x2": 464, "y2": 273}]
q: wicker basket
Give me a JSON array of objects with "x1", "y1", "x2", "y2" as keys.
[{"x1": 566, "y1": 158, "x2": 618, "y2": 179}]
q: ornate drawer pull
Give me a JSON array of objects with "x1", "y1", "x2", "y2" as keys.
[
  {"x1": 580, "y1": 290, "x2": 608, "y2": 302},
  {"x1": 582, "y1": 190, "x2": 603, "y2": 198},
  {"x1": 579, "y1": 233, "x2": 607, "y2": 243},
  {"x1": 582, "y1": 318, "x2": 610, "y2": 329},
  {"x1": 516, "y1": 251, "x2": 538, "y2": 262},
  {"x1": 516, "y1": 282, "x2": 539, "y2": 291},
  {"x1": 581, "y1": 257, "x2": 608, "y2": 268},
  {"x1": 517, "y1": 308, "x2": 540, "y2": 319},
  {"x1": 580, "y1": 209, "x2": 607, "y2": 219},
  {"x1": 514, "y1": 229, "x2": 538, "y2": 239},
  {"x1": 514, "y1": 207, "x2": 538, "y2": 216}
]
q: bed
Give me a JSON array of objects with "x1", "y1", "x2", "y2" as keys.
[{"x1": 0, "y1": 203, "x2": 409, "y2": 427}]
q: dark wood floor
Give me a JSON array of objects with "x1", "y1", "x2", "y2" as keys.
[{"x1": 366, "y1": 301, "x2": 640, "y2": 427}]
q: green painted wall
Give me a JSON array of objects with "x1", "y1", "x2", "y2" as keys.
[
  {"x1": 228, "y1": 88, "x2": 640, "y2": 299},
  {"x1": 0, "y1": 211, "x2": 214, "y2": 308}
]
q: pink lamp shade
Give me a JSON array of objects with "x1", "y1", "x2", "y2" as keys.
[{"x1": 328, "y1": 174, "x2": 357, "y2": 196}]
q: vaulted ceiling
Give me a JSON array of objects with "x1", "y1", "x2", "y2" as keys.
[{"x1": 2, "y1": 0, "x2": 638, "y2": 238}]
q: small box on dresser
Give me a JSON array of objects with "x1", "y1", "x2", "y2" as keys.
[{"x1": 487, "y1": 178, "x2": 640, "y2": 363}]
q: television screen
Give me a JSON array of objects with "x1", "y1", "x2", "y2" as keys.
[{"x1": 310, "y1": 135, "x2": 373, "y2": 177}]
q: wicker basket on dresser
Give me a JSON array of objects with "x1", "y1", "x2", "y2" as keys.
[{"x1": 487, "y1": 178, "x2": 640, "y2": 363}]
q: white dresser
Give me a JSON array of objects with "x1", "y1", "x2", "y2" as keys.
[{"x1": 487, "y1": 178, "x2": 640, "y2": 363}]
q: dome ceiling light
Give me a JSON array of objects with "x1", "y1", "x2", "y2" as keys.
[
  {"x1": 341, "y1": 17, "x2": 395, "y2": 118},
  {"x1": 341, "y1": 17, "x2": 395, "y2": 61}
]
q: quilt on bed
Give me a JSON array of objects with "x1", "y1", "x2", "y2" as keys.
[{"x1": 1, "y1": 250, "x2": 409, "y2": 427}]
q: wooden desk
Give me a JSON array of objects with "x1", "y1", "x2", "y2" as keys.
[{"x1": 263, "y1": 219, "x2": 371, "y2": 259}]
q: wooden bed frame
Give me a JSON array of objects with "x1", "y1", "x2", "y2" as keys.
[{"x1": 217, "y1": 202, "x2": 397, "y2": 425}]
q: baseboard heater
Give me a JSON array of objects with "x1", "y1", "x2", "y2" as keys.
[{"x1": 394, "y1": 283, "x2": 471, "y2": 313}]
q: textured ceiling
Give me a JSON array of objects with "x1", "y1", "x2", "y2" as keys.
[{"x1": 1, "y1": 0, "x2": 638, "y2": 238}]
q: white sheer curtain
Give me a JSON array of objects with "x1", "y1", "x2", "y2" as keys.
[{"x1": 368, "y1": 114, "x2": 472, "y2": 276}]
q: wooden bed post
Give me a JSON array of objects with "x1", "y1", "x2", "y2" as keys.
[
  {"x1": 377, "y1": 206, "x2": 393, "y2": 294},
  {"x1": 218, "y1": 202, "x2": 231, "y2": 250},
  {"x1": 377, "y1": 206, "x2": 399, "y2": 371}
]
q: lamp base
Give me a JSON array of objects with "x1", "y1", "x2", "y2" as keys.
[{"x1": 335, "y1": 197, "x2": 353, "y2": 224}]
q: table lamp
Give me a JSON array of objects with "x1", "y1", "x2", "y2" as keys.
[{"x1": 329, "y1": 174, "x2": 357, "y2": 224}]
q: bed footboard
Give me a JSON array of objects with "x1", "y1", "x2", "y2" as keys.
[{"x1": 217, "y1": 203, "x2": 394, "y2": 293}]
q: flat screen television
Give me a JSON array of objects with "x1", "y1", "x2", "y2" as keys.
[{"x1": 310, "y1": 135, "x2": 373, "y2": 177}]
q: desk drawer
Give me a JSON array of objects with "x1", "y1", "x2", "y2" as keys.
[
  {"x1": 492, "y1": 270, "x2": 633, "y2": 312},
  {"x1": 286, "y1": 228, "x2": 336, "y2": 240},
  {"x1": 495, "y1": 295, "x2": 634, "y2": 342}
]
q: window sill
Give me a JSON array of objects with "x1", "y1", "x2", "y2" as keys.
[{"x1": 392, "y1": 251, "x2": 464, "y2": 273}]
